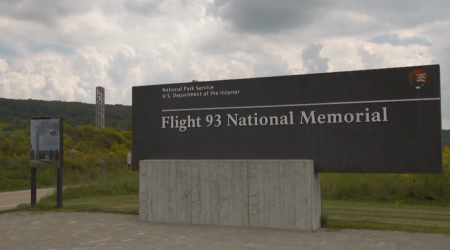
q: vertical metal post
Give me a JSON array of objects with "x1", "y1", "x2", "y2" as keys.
[
  {"x1": 31, "y1": 168, "x2": 37, "y2": 206},
  {"x1": 57, "y1": 117, "x2": 63, "y2": 208},
  {"x1": 57, "y1": 168, "x2": 62, "y2": 208}
]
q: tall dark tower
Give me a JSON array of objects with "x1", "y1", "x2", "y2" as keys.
[{"x1": 95, "y1": 86, "x2": 105, "y2": 130}]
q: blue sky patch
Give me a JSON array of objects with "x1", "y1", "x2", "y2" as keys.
[
  {"x1": 0, "y1": 41, "x2": 21, "y2": 59},
  {"x1": 27, "y1": 41, "x2": 75, "y2": 55},
  {"x1": 368, "y1": 34, "x2": 432, "y2": 47}
]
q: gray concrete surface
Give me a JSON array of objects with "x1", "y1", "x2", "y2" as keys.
[
  {"x1": 0, "y1": 211, "x2": 449, "y2": 250},
  {"x1": 0, "y1": 188, "x2": 54, "y2": 211},
  {"x1": 140, "y1": 160, "x2": 320, "y2": 230}
]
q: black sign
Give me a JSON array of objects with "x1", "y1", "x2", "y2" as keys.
[{"x1": 132, "y1": 65, "x2": 442, "y2": 173}]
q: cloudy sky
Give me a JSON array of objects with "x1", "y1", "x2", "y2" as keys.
[{"x1": 0, "y1": 0, "x2": 449, "y2": 127}]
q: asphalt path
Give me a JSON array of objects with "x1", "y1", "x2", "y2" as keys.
[{"x1": 0, "y1": 188, "x2": 54, "y2": 211}]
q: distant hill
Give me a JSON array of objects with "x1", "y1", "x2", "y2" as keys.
[{"x1": 0, "y1": 97, "x2": 131, "y2": 131}]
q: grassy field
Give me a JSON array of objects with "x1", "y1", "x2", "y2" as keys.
[
  {"x1": 2, "y1": 144, "x2": 449, "y2": 234},
  {"x1": 6, "y1": 178, "x2": 449, "y2": 235},
  {"x1": 2, "y1": 125, "x2": 449, "y2": 234},
  {"x1": 322, "y1": 199, "x2": 450, "y2": 234}
]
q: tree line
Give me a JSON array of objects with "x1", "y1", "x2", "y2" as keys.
[{"x1": 0, "y1": 97, "x2": 131, "y2": 131}]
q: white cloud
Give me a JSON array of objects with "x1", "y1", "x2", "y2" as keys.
[
  {"x1": 72, "y1": 47, "x2": 113, "y2": 88},
  {"x1": 443, "y1": 118, "x2": 450, "y2": 131},
  {"x1": 0, "y1": 0, "x2": 449, "y2": 127},
  {"x1": 301, "y1": 43, "x2": 329, "y2": 74},
  {"x1": 0, "y1": 55, "x2": 89, "y2": 102},
  {"x1": 0, "y1": 0, "x2": 96, "y2": 26},
  {"x1": 207, "y1": 0, "x2": 337, "y2": 34},
  {"x1": 357, "y1": 44, "x2": 385, "y2": 70}
]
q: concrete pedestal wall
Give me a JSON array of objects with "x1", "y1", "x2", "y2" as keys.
[{"x1": 139, "y1": 160, "x2": 321, "y2": 231}]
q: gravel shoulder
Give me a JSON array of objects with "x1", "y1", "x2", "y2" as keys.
[{"x1": 1, "y1": 211, "x2": 449, "y2": 250}]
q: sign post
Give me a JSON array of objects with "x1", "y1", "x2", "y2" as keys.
[
  {"x1": 127, "y1": 152, "x2": 132, "y2": 169},
  {"x1": 31, "y1": 168, "x2": 36, "y2": 207},
  {"x1": 30, "y1": 117, "x2": 64, "y2": 208},
  {"x1": 57, "y1": 117, "x2": 63, "y2": 208}
]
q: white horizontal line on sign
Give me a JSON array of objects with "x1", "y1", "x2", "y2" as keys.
[{"x1": 162, "y1": 97, "x2": 440, "y2": 112}]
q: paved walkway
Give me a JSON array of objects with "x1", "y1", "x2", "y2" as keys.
[
  {"x1": 0, "y1": 188, "x2": 54, "y2": 211},
  {"x1": 1, "y1": 212, "x2": 449, "y2": 250}
]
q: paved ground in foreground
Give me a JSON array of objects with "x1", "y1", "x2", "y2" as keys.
[{"x1": 1, "y1": 212, "x2": 449, "y2": 250}]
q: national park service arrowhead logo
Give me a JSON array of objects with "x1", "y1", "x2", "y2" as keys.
[
  {"x1": 409, "y1": 69, "x2": 428, "y2": 90},
  {"x1": 48, "y1": 129, "x2": 58, "y2": 137}
]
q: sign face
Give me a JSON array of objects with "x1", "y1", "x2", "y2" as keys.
[
  {"x1": 30, "y1": 117, "x2": 62, "y2": 167},
  {"x1": 132, "y1": 65, "x2": 442, "y2": 173}
]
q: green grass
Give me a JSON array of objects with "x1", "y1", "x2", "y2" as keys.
[
  {"x1": 22, "y1": 195, "x2": 139, "y2": 214},
  {"x1": 10, "y1": 186, "x2": 450, "y2": 235},
  {"x1": 4, "y1": 170, "x2": 450, "y2": 235},
  {"x1": 12, "y1": 175, "x2": 139, "y2": 213},
  {"x1": 322, "y1": 199, "x2": 450, "y2": 234},
  {"x1": 326, "y1": 220, "x2": 450, "y2": 234},
  {"x1": 0, "y1": 122, "x2": 9, "y2": 130},
  {"x1": 0, "y1": 163, "x2": 135, "y2": 192},
  {"x1": 59, "y1": 195, "x2": 138, "y2": 214},
  {"x1": 321, "y1": 173, "x2": 450, "y2": 202}
]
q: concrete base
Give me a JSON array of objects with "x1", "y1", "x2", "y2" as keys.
[{"x1": 139, "y1": 160, "x2": 321, "y2": 231}]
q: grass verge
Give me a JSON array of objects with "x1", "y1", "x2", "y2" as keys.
[
  {"x1": 11, "y1": 175, "x2": 139, "y2": 214},
  {"x1": 5, "y1": 179, "x2": 450, "y2": 235},
  {"x1": 326, "y1": 220, "x2": 450, "y2": 234},
  {"x1": 11, "y1": 196, "x2": 138, "y2": 215},
  {"x1": 322, "y1": 199, "x2": 450, "y2": 234}
]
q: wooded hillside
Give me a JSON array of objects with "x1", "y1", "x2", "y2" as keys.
[{"x1": 0, "y1": 98, "x2": 131, "y2": 131}]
